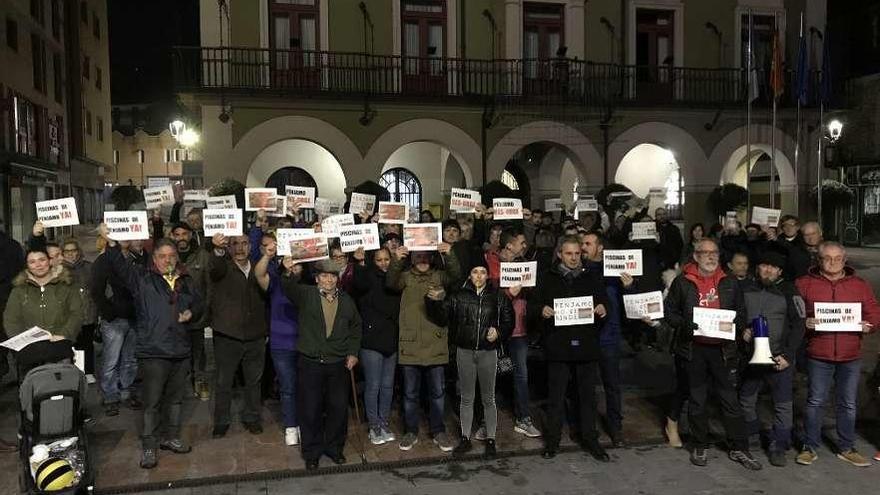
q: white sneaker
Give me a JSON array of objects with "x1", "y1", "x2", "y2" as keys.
[
  {"x1": 369, "y1": 427, "x2": 386, "y2": 445},
  {"x1": 284, "y1": 427, "x2": 300, "y2": 446},
  {"x1": 86, "y1": 374, "x2": 96, "y2": 384},
  {"x1": 473, "y1": 425, "x2": 487, "y2": 441},
  {"x1": 514, "y1": 417, "x2": 542, "y2": 438},
  {"x1": 381, "y1": 426, "x2": 396, "y2": 443}
]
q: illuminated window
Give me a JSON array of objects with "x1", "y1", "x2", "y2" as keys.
[
  {"x1": 501, "y1": 169, "x2": 520, "y2": 190},
  {"x1": 380, "y1": 167, "x2": 422, "y2": 211}
]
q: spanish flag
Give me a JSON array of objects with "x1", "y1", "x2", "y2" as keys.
[{"x1": 769, "y1": 29, "x2": 784, "y2": 100}]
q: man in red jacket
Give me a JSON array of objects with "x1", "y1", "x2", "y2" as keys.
[{"x1": 795, "y1": 241, "x2": 880, "y2": 467}]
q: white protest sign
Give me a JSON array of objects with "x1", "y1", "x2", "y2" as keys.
[
  {"x1": 184, "y1": 189, "x2": 209, "y2": 202},
  {"x1": 752, "y1": 206, "x2": 782, "y2": 227},
  {"x1": 285, "y1": 186, "x2": 315, "y2": 209},
  {"x1": 493, "y1": 198, "x2": 523, "y2": 220},
  {"x1": 267, "y1": 196, "x2": 288, "y2": 218},
  {"x1": 321, "y1": 213, "x2": 355, "y2": 238},
  {"x1": 202, "y1": 209, "x2": 243, "y2": 237},
  {"x1": 143, "y1": 185, "x2": 175, "y2": 210},
  {"x1": 403, "y1": 223, "x2": 442, "y2": 251},
  {"x1": 648, "y1": 187, "x2": 666, "y2": 214},
  {"x1": 103, "y1": 211, "x2": 149, "y2": 241},
  {"x1": 349, "y1": 193, "x2": 377, "y2": 215},
  {"x1": 339, "y1": 223, "x2": 381, "y2": 253},
  {"x1": 275, "y1": 228, "x2": 315, "y2": 256},
  {"x1": 289, "y1": 234, "x2": 329, "y2": 263},
  {"x1": 315, "y1": 197, "x2": 342, "y2": 217},
  {"x1": 377, "y1": 201, "x2": 408, "y2": 224},
  {"x1": 554, "y1": 296, "x2": 595, "y2": 326},
  {"x1": 693, "y1": 307, "x2": 737, "y2": 340},
  {"x1": 544, "y1": 198, "x2": 563, "y2": 212},
  {"x1": 576, "y1": 199, "x2": 599, "y2": 213},
  {"x1": 245, "y1": 188, "x2": 278, "y2": 212},
  {"x1": 450, "y1": 188, "x2": 482, "y2": 213},
  {"x1": 36, "y1": 197, "x2": 79, "y2": 228},
  {"x1": 814, "y1": 302, "x2": 862, "y2": 332},
  {"x1": 631, "y1": 221, "x2": 657, "y2": 240},
  {"x1": 500, "y1": 261, "x2": 538, "y2": 288},
  {"x1": 206, "y1": 195, "x2": 237, "y2": 209},
  {"x1": 603, "y1": 249, "x2": 643, "y2": 277},
  {"x1": 0, "y1": 327, "x2": 52, "y2": 352},
  {"x1": 623, "y1": 291, "x2": 665, "y2": 320}
]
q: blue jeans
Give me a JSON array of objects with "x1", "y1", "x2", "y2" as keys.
[
  {"x1": 402, "y1": 365, "x2": 446, "y2": 435},
  {"x1": 804, "y1": 357, "x2": 861, "y2": 451},
  {"x1": 508, "y1": 337, "x2": 531, "y2": 420},
  {"x1": 598, "y1": 345, "x2": 623, "y2": 433},
  {"x1": 270, "y1": 349, "x2": 298, "y2": 428},
  {"x1": 99, "y1": 318, "x2": 137, "y2": 403},
  {"x1": 360, "y1": 349, "x2": 397, "y2": 430}
]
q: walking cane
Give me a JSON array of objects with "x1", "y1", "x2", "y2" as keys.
[{"x1": 349, "y1": 367, "x2": 368, "y2": 464}]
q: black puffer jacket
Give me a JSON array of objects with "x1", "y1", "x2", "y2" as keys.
[
  {"x1": 427, "y1": 281, "x2": 515, "y2": 351},
  {"x1": 352, "y1": 263, "x2": 401, "y2": 356}
]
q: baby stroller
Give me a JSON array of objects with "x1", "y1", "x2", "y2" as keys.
[{"x1": 16, "y1": 341, "x2": 94, "y2": 494}]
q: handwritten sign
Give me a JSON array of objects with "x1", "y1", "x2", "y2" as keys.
[
  {"x1": 576, "y1": 199, "x2": 599, "y2": 215},
  {"x1": 493, "y1": 198, "x2": 523, "y2": 220},
  {"x1": 403, "y1": 223, "x2": 442, "y2": 251},
  {"x1": 36, "y1": 197, "x2": 79, "y2": 228},
  {"x1": 275, "y1": 228, "x2": 315, "y2": 256},
  {"x1": 631, "y1": 221, "x2": 657, "y2": 240},
  {"x1": 603, "y1": 249, "x2": 643, "y2": 277},
  {"x1": 500, "y1": 261, "x2": 538, "y2": 288},
  {"x1": 315, "y1": 197, "x2": 342, "y2": 217},
  {"x1": 206, "y1": 195, "x2": 237, "y2": 209},
  {"x1": 321, "y1": 213, "x2": 356, "y2": 238},
  {"x1": 349, "y1": 192, "x2": 377, "y2": 215},
  {"x1": 814, "y1": 302, "x2": 862, "y2": 332},
  {"x1": 143, "y1": 185, "x2": 175, "y2": 210},
  {"x1": 378, "y1": 201, "x2": 408, "y2": 224},
  {"x1": 202, "y1": 209, "x2": 243, "y2": 237},
  {"x1": 104, "y1": 211, "x2": 149, "y2": 241},
  {"x1": 693, "y1": 307, "x2": 737, "y2": 340},
  {"x1": 245, "y1": 188, "x2": 278, "y2": 211},
  {"x1": 544, "y1": 198, "x2": 563, "y2": 212},
  {"x1": 450, "y1": 188, "x2": 481, "y2": 213},
  {"x1": 184, "y1": 189, "x2": 209, "y2": 202},
  {"x1": 623, "y1": 291, "x2": 664, "y2": 320},
  {"x1": 752, "y1": 206, "x2": 782, "y2": 227},
  {"x1": 285, "y1": 186, "x2": 315, "y2": 209},
  {"x1": 554, "y1": 296, "x2": 594, "y2": 326},
  {"x1": 339, "y1": 223, "x2": 381, "y2": 253}
]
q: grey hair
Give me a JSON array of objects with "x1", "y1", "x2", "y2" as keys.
[
  {"x1": 817, "y1": 240, "x2": 845, "y2": 257},
  {"x1": 801, "y1": 221, "x2": 823, "y2": 235}
]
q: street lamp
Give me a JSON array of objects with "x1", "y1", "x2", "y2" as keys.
[
  {"x1": 827, "y1": 119, "x2": 843, "y2": 142},
  {"x1": 178, "y1": 128, "x2": 200, "y2": 147},
  {"x1": 169, "y1": 120, "x2": 185, "y2": 140}
]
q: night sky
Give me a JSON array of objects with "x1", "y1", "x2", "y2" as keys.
[{"x1": 109, "y1": 0, "x2": 200, "y2": 104}]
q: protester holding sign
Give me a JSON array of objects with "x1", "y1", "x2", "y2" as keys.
[
  {"x1": 794, "y1": 242, "x2": 880, "y2": 467},
  {"x1": 531, "y1": 235, "x2": 609, "y2": 462},
  {"x1": 661, "y1": 238, "x2": 757, "y2": 470}
]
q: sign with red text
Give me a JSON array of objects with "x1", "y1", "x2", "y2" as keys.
[
  {"x1": 245, "y1": 188, "x2": 278, "y2": 211},
  {"x1": 450, "y1": 188, "x2": 481, "y2": 213},
  {"x1": 378, "y1": 201, "x2": 409, "y2": 224},
  {"x1": 289, "y1": 234, "x2": 330, "y2": 263},
  {"x1": 493, "y1": 198, "x2": 523, "y2": 220},
  {"x1": 544, "y1": 198, "x2": 563, "y2": 212},
  {"x1": 603, "y1": 249, "x2": 643, "y2": 277},
  {"x1": 36, "y1": 197, "x2": 79, "y2": 228},
  {"x1": 339, "y1": 223, "x2": 381, "y2": 253},
  {"x1": 814, "y1": 303, "x2": 862, "y2": 332},
  {"x1": 500, "y1": 261, "x2": 538, "y2": 288},
  {"x1": 206, "y1": 195, "x2": 237, "y2": 209},
  {"x1": 202, "y1": 209, "x2": 243, "y2": 237},
  {"x1": 403, "y1": 223, "x2": 442, "y2": 251},
  {"x1": 143, "y1": 185, "x2": 175, "y2": 210},
  {"x1": 104, "y1": 211, "x2": 149, "y2": 241},
  {"x1": 275, "y1": 228, "x2": 315, "y2": 256},
  {"x1": 349, "y1": 193, "x2": 377, "y2": 215},
  {"x1": 285, "y1": 186, "x2": 315, "y2": 209}
]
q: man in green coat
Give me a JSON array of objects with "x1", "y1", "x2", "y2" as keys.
[{"x1": 387, "y1": 242, "x2": 459, "y2": 453}]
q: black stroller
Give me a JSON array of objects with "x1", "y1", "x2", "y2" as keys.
[{"x1": 16, "y1": 341, "x2": 94, "y2": 494}]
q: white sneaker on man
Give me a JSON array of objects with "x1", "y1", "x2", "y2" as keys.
[
  {"x1": 85, "y1": 374, "x2": 96, "y2": 385},
  {"x1": 284, "y1": 427, "x2": 300, "y2": 446}
]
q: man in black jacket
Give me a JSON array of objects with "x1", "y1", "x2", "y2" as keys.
[
  {"x1": 738, "y1": 250, "x2": 805, "y2": 467},
  {"x1": 655, "y1": 207, "x2": 684, "y2": 271},
  {"x1": 0, "y1": 219, "x2": 23, "y2": 452},
  {"x1": 531, "y1": 235, "x2": 610, "y2": 461},
  {"x1": 282, "y1": 257, "x2": 361, "y2": 471},
  {"x1": 663, "y1": 238, "x2": 760, "y2": 470},
  {"x1": 208, "y1": 233, "x2": 268, "y2": 438}
]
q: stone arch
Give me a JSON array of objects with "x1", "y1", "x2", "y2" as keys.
[
  {"x1": 710, "y1": 124, "x2": 797, "y2": 189},
  {"x1": 608, "y1": 121, "x2": 706, "y2": 188}
]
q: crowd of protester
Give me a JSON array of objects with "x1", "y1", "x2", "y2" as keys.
[{"x1": 0, "y1": 195, "x2": 879, "y2": 475}]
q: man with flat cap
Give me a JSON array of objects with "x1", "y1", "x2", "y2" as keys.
[{"x1": 282, "y1": 256, "x2": 362, "y2": 471}]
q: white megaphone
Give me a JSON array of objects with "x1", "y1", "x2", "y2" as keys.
[{"x1": 749, "y1": 315, "x2": 775, "y2": 365}]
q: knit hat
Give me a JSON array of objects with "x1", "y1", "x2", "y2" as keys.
[
  {"x1": 470, "y1": 253, "x2": 489, "y2": 272},
  {"x1": 758, "y1": 250, "x2": 786, "y2": 270},
  {"x1": 170, "y1": 222, "x2": 192, "y2": 233}
]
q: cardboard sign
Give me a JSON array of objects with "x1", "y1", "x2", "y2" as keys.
[
  {"x1": 103, "y1": 211, "x2": 149, "y2": 241},
  {"x1": 378, "y1": 201, "x2": 409, "y2": 224},
  {"x1": 339, "y1": 223, "x2": 381, "y2": 253},
  {"x1": 245, "y1": 188, "x2": 278, "y2": 211},
  {"x1": 752, "y1": 206, "x2": 782, "y2": 227},
  {"x1": 450, "y1": 188, "x2": 482, "y2": 213},
  {"x1": 202, "y1": 209, "x2": 243, "y2": 237},
  {"x1": 544, "y1": 198, "x2": 563, "y2": 212},
  {"x1": 493, "y1": 198, "x2": 523, "y2": 220},
  {"x1": 403, "y1": 223, "x2": 442, "y2": 251},
  {"x1": 349, "y1": 192, "x2": 377, "y2": 215},
  {"x1": 206, "y1": 195, "x2": 237, "y2": 209},
  {"x1": 814, "y1": 302, "x2": 862, "y2": 332},
  {"x1": 275, "y1": 228, "x2": 315, "y2": 256},
  {"x1": 289, "y1": 234, "x2": 329, "y2": 263},
  {"x1": 36, "y1": 197, "x2": 79, "y2": 228},
  {"x1": 184, "y1": 189, "x2": 209, "y2": 202},
  {"x1": 631, "y1": 221, "x2": 658, "y2": 240},
  {"x1": 623, "y1": 291, "x2": 665, "y2": 320},
  {"x1": 603, "y1": 249, "x2": 643, "y2": 277},
  {"x1": 321, "y1": 213, "x2": 356, "y2": 238},
  {"x1": 143, "y1": 185, "x2": 175, "y2": 210},
  {"x1": 315, "y1": 197, "x2": 342, "y2": 217},
  {"x1": 693, "y1": 307, "x2": 737, "y2": 340},
  {"x1": 285, "y1": 186, "x2": 315, "y2": 209},
  {"x1": 500, "y1": 261, "x2": 538, "y2": 288},
  {"x1": 554, "y1": 296, "x2": 595, "y2": 326}
]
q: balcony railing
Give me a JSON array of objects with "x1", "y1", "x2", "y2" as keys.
[{"x1": 172, "y1": 46, "x2": 824, "y2": 108}]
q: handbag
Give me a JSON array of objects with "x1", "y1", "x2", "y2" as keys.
[{"x1": 494, "y1": 298, "x2": 514, "y2": 375}]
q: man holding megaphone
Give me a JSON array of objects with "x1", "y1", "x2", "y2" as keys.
[{"x1": 738, "y1": 250, "x2": 805, "y2": 468}]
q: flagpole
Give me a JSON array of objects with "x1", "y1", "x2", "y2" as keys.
[
  {"x1": 770, "y1": 15, "x2": 778, "y2": 209},
  {"x1": 746, "y1": 10, "x2": 753, "y2": 214},
  {"x1": 818, "y1": 100, "x2": 824, "y2": 228},
  {"x1": 793, "y1": 13, "x2": 804, "y2": 216}
]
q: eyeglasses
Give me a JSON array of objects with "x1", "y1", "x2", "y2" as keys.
[
  {"x1": 695, "y1": 250, "x2": 719, "y2": 257},
  {"x1": 331, "y1": 254, "x2": 347, "y2": 260},
  {"x1": 62, "y1": 249, "x2": 79, "y2": 253},
  {"x1": 820, "y1": 256, "x2": 845, "y2": 263}
]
